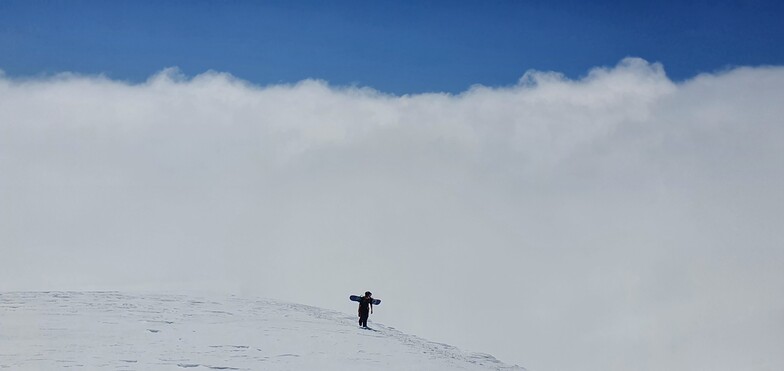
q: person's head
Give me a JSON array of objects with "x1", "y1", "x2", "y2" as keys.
[{"x1": 365, "y1": 291, "x2": 372, "y2": 297}]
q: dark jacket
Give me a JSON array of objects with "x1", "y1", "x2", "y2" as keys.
[{"x1": 358, "y1": 297, "x2": 373, "y2": 313}]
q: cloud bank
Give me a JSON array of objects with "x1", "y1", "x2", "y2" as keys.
[{"x1": 1, "y1": 58, "x2": 783, "y2": 371}]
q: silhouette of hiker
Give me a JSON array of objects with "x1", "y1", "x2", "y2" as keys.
[{"x1": 358, "y1": 291, "x2": 374, "y2": 328}]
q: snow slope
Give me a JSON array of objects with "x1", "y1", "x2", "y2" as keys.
[{"x1": 0, "y1": 292, "x2": 523, "y2": 370}]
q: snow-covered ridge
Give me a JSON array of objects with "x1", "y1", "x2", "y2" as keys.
[{"x1": 0, "y1": 292, "x2": 523, "y2": 370}]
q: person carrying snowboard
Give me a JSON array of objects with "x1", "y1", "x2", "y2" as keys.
[{"x1": 358, "y1": 291, "x2": 374, "y2": 328}]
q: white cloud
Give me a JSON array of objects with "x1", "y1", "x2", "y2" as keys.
[{"x1": 1, "y1": 58, "x2": 783, "y2": 371}]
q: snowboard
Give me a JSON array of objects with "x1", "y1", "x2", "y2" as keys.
[{"x1": 350, "y1": 295, "x2": 381, "y2": 305}]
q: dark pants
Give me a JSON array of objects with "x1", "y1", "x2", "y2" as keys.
[{"x1": 359, "y1": 308, "x2": 369, "y2": 327}]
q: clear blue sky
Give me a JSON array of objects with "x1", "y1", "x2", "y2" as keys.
[{"x1": 1, "y1": 0, "x2": 783, "y2": 94}]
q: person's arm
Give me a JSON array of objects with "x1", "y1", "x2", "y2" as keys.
[{"x1": 370, "y1": 302, "x2": 373, "y2": 314}]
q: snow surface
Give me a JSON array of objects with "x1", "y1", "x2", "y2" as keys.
[{"x1": 0, "y1": 292, "x2": 523, "y2": 370}]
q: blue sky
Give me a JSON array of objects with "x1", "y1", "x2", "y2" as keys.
[{"x1": 1, "y1": 0, "x2": 782, "y2": 94}]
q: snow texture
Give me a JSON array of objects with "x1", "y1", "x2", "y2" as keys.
[{"x1": 0, "y1": 292, "x2": 523, "y2": 370}]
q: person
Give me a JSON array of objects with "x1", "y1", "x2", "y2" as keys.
[{"x1": 358, "y1": 291, "x2": 374, "y2": 328}]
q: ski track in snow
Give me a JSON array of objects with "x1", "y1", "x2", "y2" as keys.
[{"x1": 0, "y1": 292, "x2": 523, "y2": 370}]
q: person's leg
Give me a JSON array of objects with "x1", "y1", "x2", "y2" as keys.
[{"x1": 359, "y1": 310, "x2": 369, "y2": 327}]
